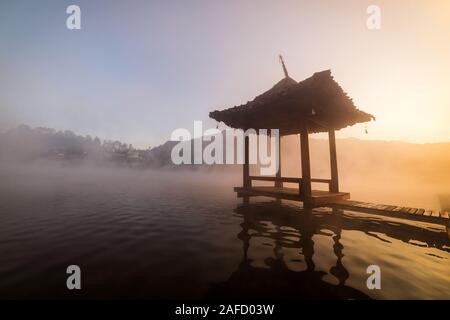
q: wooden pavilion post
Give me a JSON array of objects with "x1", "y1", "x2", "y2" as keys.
[
  {"x1": 275, "y1": 132, "x2": 282, "y2": 188},
  {"x1": 243, "y1": 135, "x2": 250, "y2": 188},
  {"x1": 328, "y1": 129, "x2": 339, "y2": 193},
  {"x1": 299, "y1": 122, "x2": 312, "y2": 201},
  {"x1": 243, "y1": 135, "x2": 250, "y2": 204}
]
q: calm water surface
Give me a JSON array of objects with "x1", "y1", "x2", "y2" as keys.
[{"x1": 0, "y1": 165, "x2": 449, "y2": 299}]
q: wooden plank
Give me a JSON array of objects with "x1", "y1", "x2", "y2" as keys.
[
  {"x1": 423, "y1": 210, "x2": 432, "y2": 217},
  {"x1": 374, "y1": 204, "x2": 391, "y2": 211},
  {"x1": 415, "y1": 209, "x2": 425, "y2": 215},
  {"x1": 250, "y1": 176, "x2": 302, "y2": 183},
  {"x1": 408, "y1": 208, "x2": 418, "y2": 214},
  {"x1": 400, "y1": 207, "x2": 411, "y2": 214},
  {"x1": 354, "y1": 202, "x2": 369, "y2": 208},
  {"x1": 234, "y1": 187, "x2": 350, "y2": 205},
  {"x1": 440, "y1": 211, "x2": 450, "y2": 219},
  {"x1": 312, "y1": 178, "x2": 332, "y2": 183},
  {"x1": 392, "y1": 207, "x2": 403, "y2": 212},
  {"x1": 337, "y1": 200, "x2": 360, "y2": 206},
  {"x1": 431, "y1": 211, "x2": 440, "y2": 218}
]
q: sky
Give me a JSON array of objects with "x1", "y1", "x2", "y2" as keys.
[{"x1": 1, "y1": 0, "x2": 449, "y2": 148}]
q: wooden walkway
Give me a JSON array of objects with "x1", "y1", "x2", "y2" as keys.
[
  {"x1": 329, "y1": 199, "x2": 450, "y2": 227},
  {"x1": 234, "y1": 186, "x2": 450, "y2": 228}
]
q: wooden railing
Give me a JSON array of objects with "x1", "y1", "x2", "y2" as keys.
[
  {"x1": 247, "y1": 175, "x2": 332, "y2": 192},
  {"x1": 249, "y1": 176, "x2": 301, "y2": 183}
]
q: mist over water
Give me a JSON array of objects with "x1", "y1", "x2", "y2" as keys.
[
  {"x1": 277, "y1": 136, "x2": 450, "y2": 212},
  {"x1": 0, "y1": 162, "x2": 449, "y2": 299},
  {"x1": 0, "y1": 163, "x2": 241, "y2": 298}
]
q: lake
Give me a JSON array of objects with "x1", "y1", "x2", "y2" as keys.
[{"x1": 0, "y1": 164, "x2": 449, "y2": 299}]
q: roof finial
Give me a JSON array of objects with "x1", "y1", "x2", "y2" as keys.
[{"x1": 279, "y1": 54, "x2": 289, "y2": 78}]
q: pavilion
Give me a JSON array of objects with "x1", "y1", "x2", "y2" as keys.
[{"x1": 209, "y1": 57, "x2": 375, "y2": 207}]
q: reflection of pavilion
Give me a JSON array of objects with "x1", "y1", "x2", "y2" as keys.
[
  {"x1": 207, "y1": 202, "x2": 449, "y2": 299},
  {"x1": 210, "y1": 57, "x2": 374, "y2": 207}
]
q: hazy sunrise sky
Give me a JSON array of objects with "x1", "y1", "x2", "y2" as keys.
[{"x1": 1, "y1": 0, "x2": 449, "y2": 147}]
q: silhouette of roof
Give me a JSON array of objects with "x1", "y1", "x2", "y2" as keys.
[{"x1": 209, "y1": 70, "x2": 375, "y2": 135}]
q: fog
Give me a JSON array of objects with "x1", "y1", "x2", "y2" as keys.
[
  {"x1": 0, "y1": 131, "x2": 449, "y2": 212},
  {"x1": 275, "y1": 135, "x2": 450, "y2": 211}
]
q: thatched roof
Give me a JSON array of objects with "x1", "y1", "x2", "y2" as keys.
[{"x1": 209, "y1": 70, "x2": 375, "y2": 135}]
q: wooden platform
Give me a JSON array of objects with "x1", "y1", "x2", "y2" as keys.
[
  {"x1": 234, "y1": 186, "x2": 350, "y2": 206},
  {"x1": 330, "y1": 199, "x2": 450, "y2": 226},
  {"x1": 234, "y1": 186, "x2": 450, "y2": 228}
]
